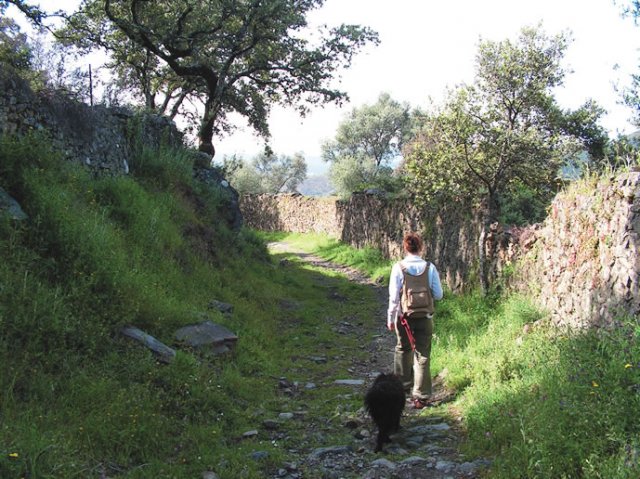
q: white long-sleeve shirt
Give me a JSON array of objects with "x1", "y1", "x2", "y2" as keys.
[{"x1": 387, "y1": 254, "x2": 443, "y2": 326}]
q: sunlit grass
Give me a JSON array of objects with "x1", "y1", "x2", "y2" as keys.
[
  {"x1": 1, "y1": 135, "x2": 638, "y2": 478},
  {"x1": 292, "y1": 232, "x2": 640, "y2": 479},
  {"x1": 259, "y1": 231, "x2": 393, "y2": 282},
  {"x1": 0, "y1": 135, "x2": 380, "y2": 478}
]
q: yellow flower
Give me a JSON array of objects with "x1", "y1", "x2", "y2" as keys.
[
  {"x1": 625, "y1": 364, "x2": 632, "y2": 369},
  {"x1": 592, "y1": 381, "x2": 599, "y2": 388},
  {"x1": 8, "y1": 452, "x2": 18, "y2": 458}
]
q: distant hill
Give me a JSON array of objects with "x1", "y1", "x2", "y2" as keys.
[{"x1": 297, "y1": 174, "x2": 335, "y2": 196}]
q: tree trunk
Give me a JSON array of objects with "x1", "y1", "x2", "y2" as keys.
[
  {"x1": 478, "y1": 193, "x2": 500, "y2": 296},
  {"x1": 198, "y1": 96, "x2": 217, "y2": 157}
]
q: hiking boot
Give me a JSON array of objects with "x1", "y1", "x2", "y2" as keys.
[{"x1": 412, "y1": 397, "x2": 429, "y2": 409}]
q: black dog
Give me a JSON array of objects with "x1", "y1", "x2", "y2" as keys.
[{"x1": 364, "y1": 373, "x2": 405, "y2": 452}]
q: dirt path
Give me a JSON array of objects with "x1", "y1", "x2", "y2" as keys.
[{"x1": 267, "y1": 242, "x2": 490, "y2": 479}]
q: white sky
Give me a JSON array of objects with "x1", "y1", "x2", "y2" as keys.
[
  {"x1": 218, "y1": 0, "x2": 640, "y2": 173},
  {"x1": 7, "y1": 0, "x2": 640, "y2": 174}
]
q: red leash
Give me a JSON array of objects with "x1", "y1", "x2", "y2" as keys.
[{"x1": 399, "y1": 313, "x2": 416, "y2": 352}]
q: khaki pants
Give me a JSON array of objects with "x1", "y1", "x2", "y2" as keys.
[{"x1": 393, "y1": 316, "x2": 433, "y2": 400}]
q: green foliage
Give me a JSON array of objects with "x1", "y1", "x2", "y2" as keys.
[
  {"x1": 61, "y1": 0, "x2": 379, "y2": 152},
  {"x1": 0, "y1": 11, "x2": 90, "y2": 99},
  {"x1": 0, "y1": 16, "x2": 32, "y2": 71},
  {"x1": 602, "y1": 134, "x2": 640, "y2": 171},
  {"x1": 127, "y1": 142, "x2": 194, "y2": 189},
  {"x1": 260, "y1": 231, "x2": 393, "y2": 283},
  {"x1": 404, "y1": 25, "x2": 605, "y2": 216},
  {"x1": 281, "y1": 232, "x2": 640, "y2": 479},
  {"x1": 498, "y1": 181, "x2": 554, "y2": 225},
  {"x1": 223, "y1": 151, "x2": 308, "y2": 194},
  {"x1": 0, "y1": 136, "x2": 382, "y2": 478},
  {"x1": 2, "y1": 132, "x2": 637, "y2": 478},
  {"x1": 431, "y1": 292, "x2": 640, "y2": 479},
  {"x1": 323, "y1": 92, "x2": 412, "y2": 196},
  {"x1": 403, "y1": 24, "x2": 609, "y2": 292}
]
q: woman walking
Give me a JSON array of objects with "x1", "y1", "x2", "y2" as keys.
[{"x1": 387, "y1": 232, "x2": 443, "y2": 409}]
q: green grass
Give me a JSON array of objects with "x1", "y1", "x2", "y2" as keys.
[
  {"x1": 0, "y1": 135, "x2": 377, "y2": 478},
  {"x1": 1, "y1": 134, "x2": 638, "y2": 478},
  {"x1": 258, "y1": 231, "x2": 393, "y2": 282},
  {"x1": 279, "y1": 232, "x2": 640, "y2": 479}
]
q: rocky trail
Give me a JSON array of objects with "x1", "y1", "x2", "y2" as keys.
[{"x1": 265, "y1": 242, "x2": 491, "y2": 479}]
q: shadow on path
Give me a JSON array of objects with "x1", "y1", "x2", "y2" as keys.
[{"x1": 267, "y1": 241, "x2": 490, "y2": 479}]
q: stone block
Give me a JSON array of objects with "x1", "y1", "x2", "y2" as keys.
[{"x1": 175, "y1": 321, "x2": 238, "y2": 354}]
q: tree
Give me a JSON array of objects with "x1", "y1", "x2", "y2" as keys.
[
  {"x1": 0, "y1": 16, "x2": 33, "y2": 71},
  {"x1": 60, "y1": 0, "x2": 378, "y2": 156},
  {"x1": 322, "y1": 92, "x2": 412, "y2": 195},
  {"x1": 224, "y1": 151, "x2": 307, "y2": 195},
  {"x1": 618, "y1": 1, "x2": 640, "y2": 126},
  {"x1": 254, "y1": 151, "x2": 307, "y2": 193},
  {"x1": 404, "y1": 25, "x2": 606, "y2": 294},
  {"x1": 0, "y1": 0, "x2": 47, "y2": 26}
]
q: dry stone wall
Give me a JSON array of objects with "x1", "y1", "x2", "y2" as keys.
[
  {"x1": 0, "y1": 67, "x2": 243, "y2": 231},
  {"x1": 0, "y1": 67, "x2": 183, "y2": 175},
  {"x1": 510, "y1": 172, "x2": 640, "y2": 328},
  {"x1": 241, "y1": 193, "x2": 342, "y2": 237},
  {"x1": 241, "y1": 192, "x2": 483, "y2": 292},
  {"x1": 241, "y1": 173, "x2": 640, "y2": 329}
]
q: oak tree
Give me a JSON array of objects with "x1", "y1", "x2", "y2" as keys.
[
  {"x1": 62, "y1": 0, "x2": 379, "y2": 156},
  {"x1": 404, "y1": 25, "x2": 606, "y2": 293},
  {"x1": 322, "y1": 92, "x2": 412, "y2": 196}
]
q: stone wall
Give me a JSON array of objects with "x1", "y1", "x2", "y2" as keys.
[
  {"x1": 241, "y1": 193, "x2": 342, "y2": 237},
  {"x1": 0, "y1": 67, "x2": 183, "y2": 175},
  {"x1": 0, "y1": 67, "x2": 243, "y2": 231},
  {"x1": 241, "y1": 192, "x2": 483, "y2": 292},
  {"x1": 241, "y1": 172, "x2": 640, "y2": 329},
  {"x1": 510, "y1": 172, "x2": 640, "y2": 328}
]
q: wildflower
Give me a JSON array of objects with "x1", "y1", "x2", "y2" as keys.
[
  {"x1": 625, "y1": 364, "x2": 633, "y2": 369},
  {"x1": 592, "y1": 381, "x2": 599, "y2": 388},
  {"x1": 8, "y1": 452, "x2": 18, "y2": 458}
]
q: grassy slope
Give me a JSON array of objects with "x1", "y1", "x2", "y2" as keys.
[
  {"x1": 0, "y1": 135, "x2": 378, "y2": 478},
  {"x1": 1, "y1": 134, "x2": 639, "y2": 478}
]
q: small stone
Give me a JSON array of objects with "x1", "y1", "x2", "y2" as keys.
[
  {"x1": 250, "y1": 451, "x2": 269, "y2": 460},
  {"x1": 401, "y1": 456, "x2": 427, "y2": 465},
  {"x1": 435, "y1": 460, "x2": 456, "y2": 472},
  {"x1": 308, "y1": 445, "x2": 352, "y2": 459},
  {"x1": 208, "y1": 300, "x2": 234, "y2": 314},
  {"x1": 334, "y1": 379, "x2": 364, "y2": 386},
  {"x1": 371, "y1": 458, "x2": 396, "y2": 469}
]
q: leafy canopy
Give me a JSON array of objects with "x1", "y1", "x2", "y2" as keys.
[
  {"x1": 322, "y1": 92, "x2": 412, "y2": 196},
  {"x1": 61, "y1": 0, "x2": 379, "y2": 155},
  {"x1": 405, "y1": 25, "x2": 606, "y2": 217},
  {"x1": 222, "y1": 151, "x2": 307, "y2": 195}
]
